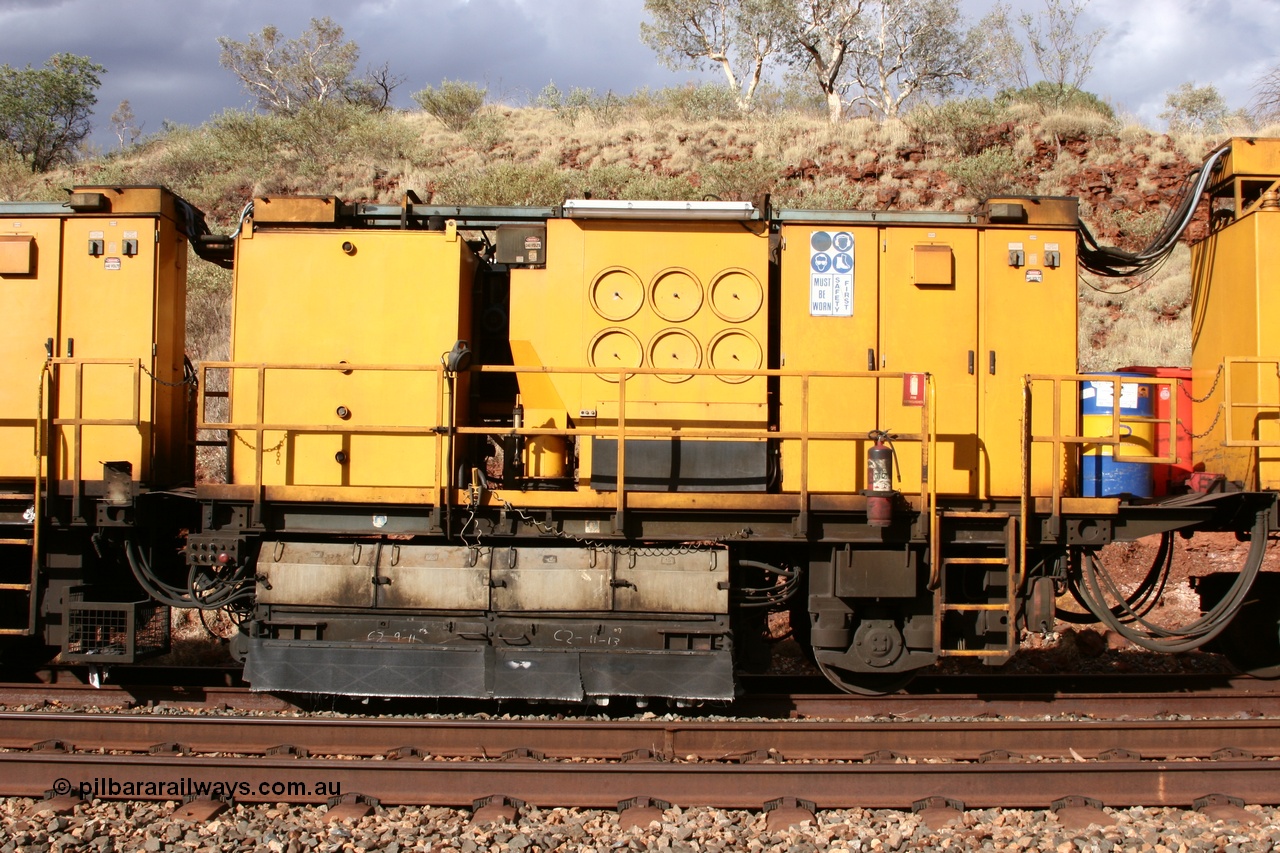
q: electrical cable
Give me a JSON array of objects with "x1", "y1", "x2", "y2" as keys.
[
  {"x1": 125, "y1": 539, "x2": 254, "y2": 611},
  {"x1": 1077, "y1": 144, "x2": 1228, "y2": 279}
]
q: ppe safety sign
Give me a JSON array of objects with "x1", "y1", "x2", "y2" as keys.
[{"x1": 809, "y1": 230, "x2": 853, "y2": 316}]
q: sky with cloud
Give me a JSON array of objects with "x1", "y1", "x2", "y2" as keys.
[{"x1": 1, "y1": 0, "x2": 1276, "y2": 148}]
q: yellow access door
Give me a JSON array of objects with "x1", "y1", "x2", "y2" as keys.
[
  {"x1": 777, "y1": 223, "x2": 879, "y2": 492},
  {"x1": 0, "y1": 220, "x2": 61, "y2": 481},
  {"x1": 57, "y1": 216, "x2": 161, "y2": 481},
  {"x1": 879, "y1": 227, "x2": 978, "y2": 496},
  {"x1": 979, "y1": 227, "x2": 1078, "y2": 498}
]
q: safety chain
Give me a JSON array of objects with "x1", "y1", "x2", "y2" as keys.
[
  {"x1": 1178, "y1": 405, "x2": 1223, "y2": 439},
  {"x1": 232, "y1": 431, "x2": 286, "y2": 465},
  {"x1": 1171, "y1": 363, "x2": 1224, "y2": 438},
  {"x1": 1189, "y1": 363, "x2": 1223, "y2": 403},
  {"x1": 141, "y1": 363, "x2": 199, "y2": 388},
  {"x1": 497, "y1": 500, "x2": 750, "y2": 555}
]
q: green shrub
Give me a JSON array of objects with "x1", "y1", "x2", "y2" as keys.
[
  {"x1": 665, "y1": 83, "x2": 741, "y2": 122},
  {"x1": 413, "y1": 80, "x2": 487, "y2": 132},
  {"x1": 588, "y1": 91, "x2": 627, "y2": 129},
  {"x1": 946, "y1": 147, "x2": 1023, "y2": 200},
  {"x1": 632, "y1": 84, "x2": 741, "y2": 125},
  {"x1": 433, "y1": 161, "x2": 577, "y2": 206},
  {"x1": 536, "y1": 83, "x2": 629, "y2": 130},
  {"x1": 996, "y1": 82, "x2": 1115, "y2": 119},
  {"x1": 907, "y1": 98, "x2": 1005, "y2": 156},
  {"x1": 1038, "y1": 108, "x2": 1118, "y2": 141},
  {"x1": 701, "y1": 157, "x2": 782, "y2": 201},
  {"x1": 781, "y1": 184, "x2": 867, "y2": 210},
  {"x1": 613, "y1": 171, "x2": 700, "y2": 200},
  {"x1": 462, "y1": 112, "x2": 509, "y2": 151},
  {"x1": 534, "y1": 81, "x2": 591, "y2": 127},
  {"x1": 578, "y1": 163, "x2": 640, "y2": 198}
]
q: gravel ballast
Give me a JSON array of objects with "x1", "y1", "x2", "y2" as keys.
[{"x1": 2, "y1": 799, "x2": 1277, "y2": 853}]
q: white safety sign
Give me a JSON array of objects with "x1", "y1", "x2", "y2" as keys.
[
  {"x1": 1086, "y1": 380, "x2": 1141, "y2": 410},
  {"x1": 809, "y1": 230, "x2": 853, "y2": 317}
]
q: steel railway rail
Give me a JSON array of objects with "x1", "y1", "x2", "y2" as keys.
[
  {"x1": 5, "y1": 671, "x2": 1280, "y2": 718},
  {"x1": 3, "y1": 702, "x2": 1280, "y2": 811}
]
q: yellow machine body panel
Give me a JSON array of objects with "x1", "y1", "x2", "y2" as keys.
[
  {"x1": 510, "y1": 218, "x2": 770, "y2": 490},
  {"x1": 57, "y1": 214, "x2": 188, "y2": 483},
  {"x1": 1191, "y1": 206, "x2": 1280, "y2": 488},
  {"x1": 778, "y1": 223, "x2": 879, "y2": 493},
  {"x1": 229, "y1": 227, "x2": 475, "y2": 491},
  {"x1": 979, "y1": 219, "x2": 1079, "y2": 498},
  {"x1": 776, "y1": 202, "x2": 1079, "y2": 499},
  {"x1": 879, "y1": 226, "x2": 980, "y2": 496},
  {"x1": 0, "y1": 187, "x2": 190, "y2": 487},
  {"x1": 1215, "y1": 139, "x2": 1280, "y2": 188},
  {"x1": 0, "y1": 219, "x2": 61, "y2": 481}
]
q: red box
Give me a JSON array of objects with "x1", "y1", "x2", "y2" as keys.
[
  {"x1": 902, "y1": 373, "x2": 926, "y2": 406},
  {"x1": 1119, "y1": 366, "x2": 1193, "y2": 496}
]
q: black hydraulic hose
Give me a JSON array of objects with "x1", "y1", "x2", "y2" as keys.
[
  {"x1": 1075, "y1": 511, "x2": 1269, "y2": 652},
  {"x1": 1057, "y1": 532, "x2": 1172, "y2": 624},
  {"x1": 125, "y1": 540, "x2": 254, "y2": 611},
  {"x1": 124, "y1": 539, "x2": 190, "y2": 598},
  {"x1": 734, "y1": 559, "x2": 801, "y2": 609}
]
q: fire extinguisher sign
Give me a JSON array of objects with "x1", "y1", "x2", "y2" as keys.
[{"x1": 809, "y1": 230, "x2": 854, "y2": 316}]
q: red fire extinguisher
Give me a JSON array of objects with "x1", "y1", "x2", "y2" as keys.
[{"x1": 866, "y1": 429, "x2": 895, "y2": 528}]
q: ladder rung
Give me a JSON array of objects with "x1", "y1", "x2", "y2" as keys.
[
  {"x1": 941, "y1": 603, "x2": 1009, "y2": 612},
  {"x1": 944, "y1": 557, "x2": 1009, "y2": 566},
  {"x1": 0, "y1": 628, "x2": 33, "y2": 636},
  {"x1": 0, "y1": 494, "x2": 35, "y2": 501},
  {"x1": 939, "y1": 649, "x2": 1012, "y2": 657},
  {"x1": 0, "y1": 583, "x2": 31, "y2": 591},
  {"x1": 0, "y1": 539, "x2": 34, "y2": 546},
  {"x1": 941, "y1": 511, "x2": 1012, "y2": 519}
]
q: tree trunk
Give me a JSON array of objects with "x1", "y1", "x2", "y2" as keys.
[{"x1": 826, "y1": 90, "x2": 843, "y2": 124}]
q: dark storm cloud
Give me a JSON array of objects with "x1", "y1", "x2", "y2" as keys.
[
  {"x1": 0, "y1": 0, "x2": 670, "y2": 147},
  {"x1": 1, "y1": 0, "x2": 1277, "y2": 149}
]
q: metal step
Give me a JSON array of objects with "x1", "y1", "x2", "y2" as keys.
[
  {"x1": 0, "y1": 534, "x2": 36, "y2": 635},
  {"x1": 936, "y1": 511, "x2": 1018, "y2": 657}
]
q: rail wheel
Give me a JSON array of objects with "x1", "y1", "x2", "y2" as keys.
[{"x1": 814, "y1": 659, "x2": 918, "y2": 695}]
